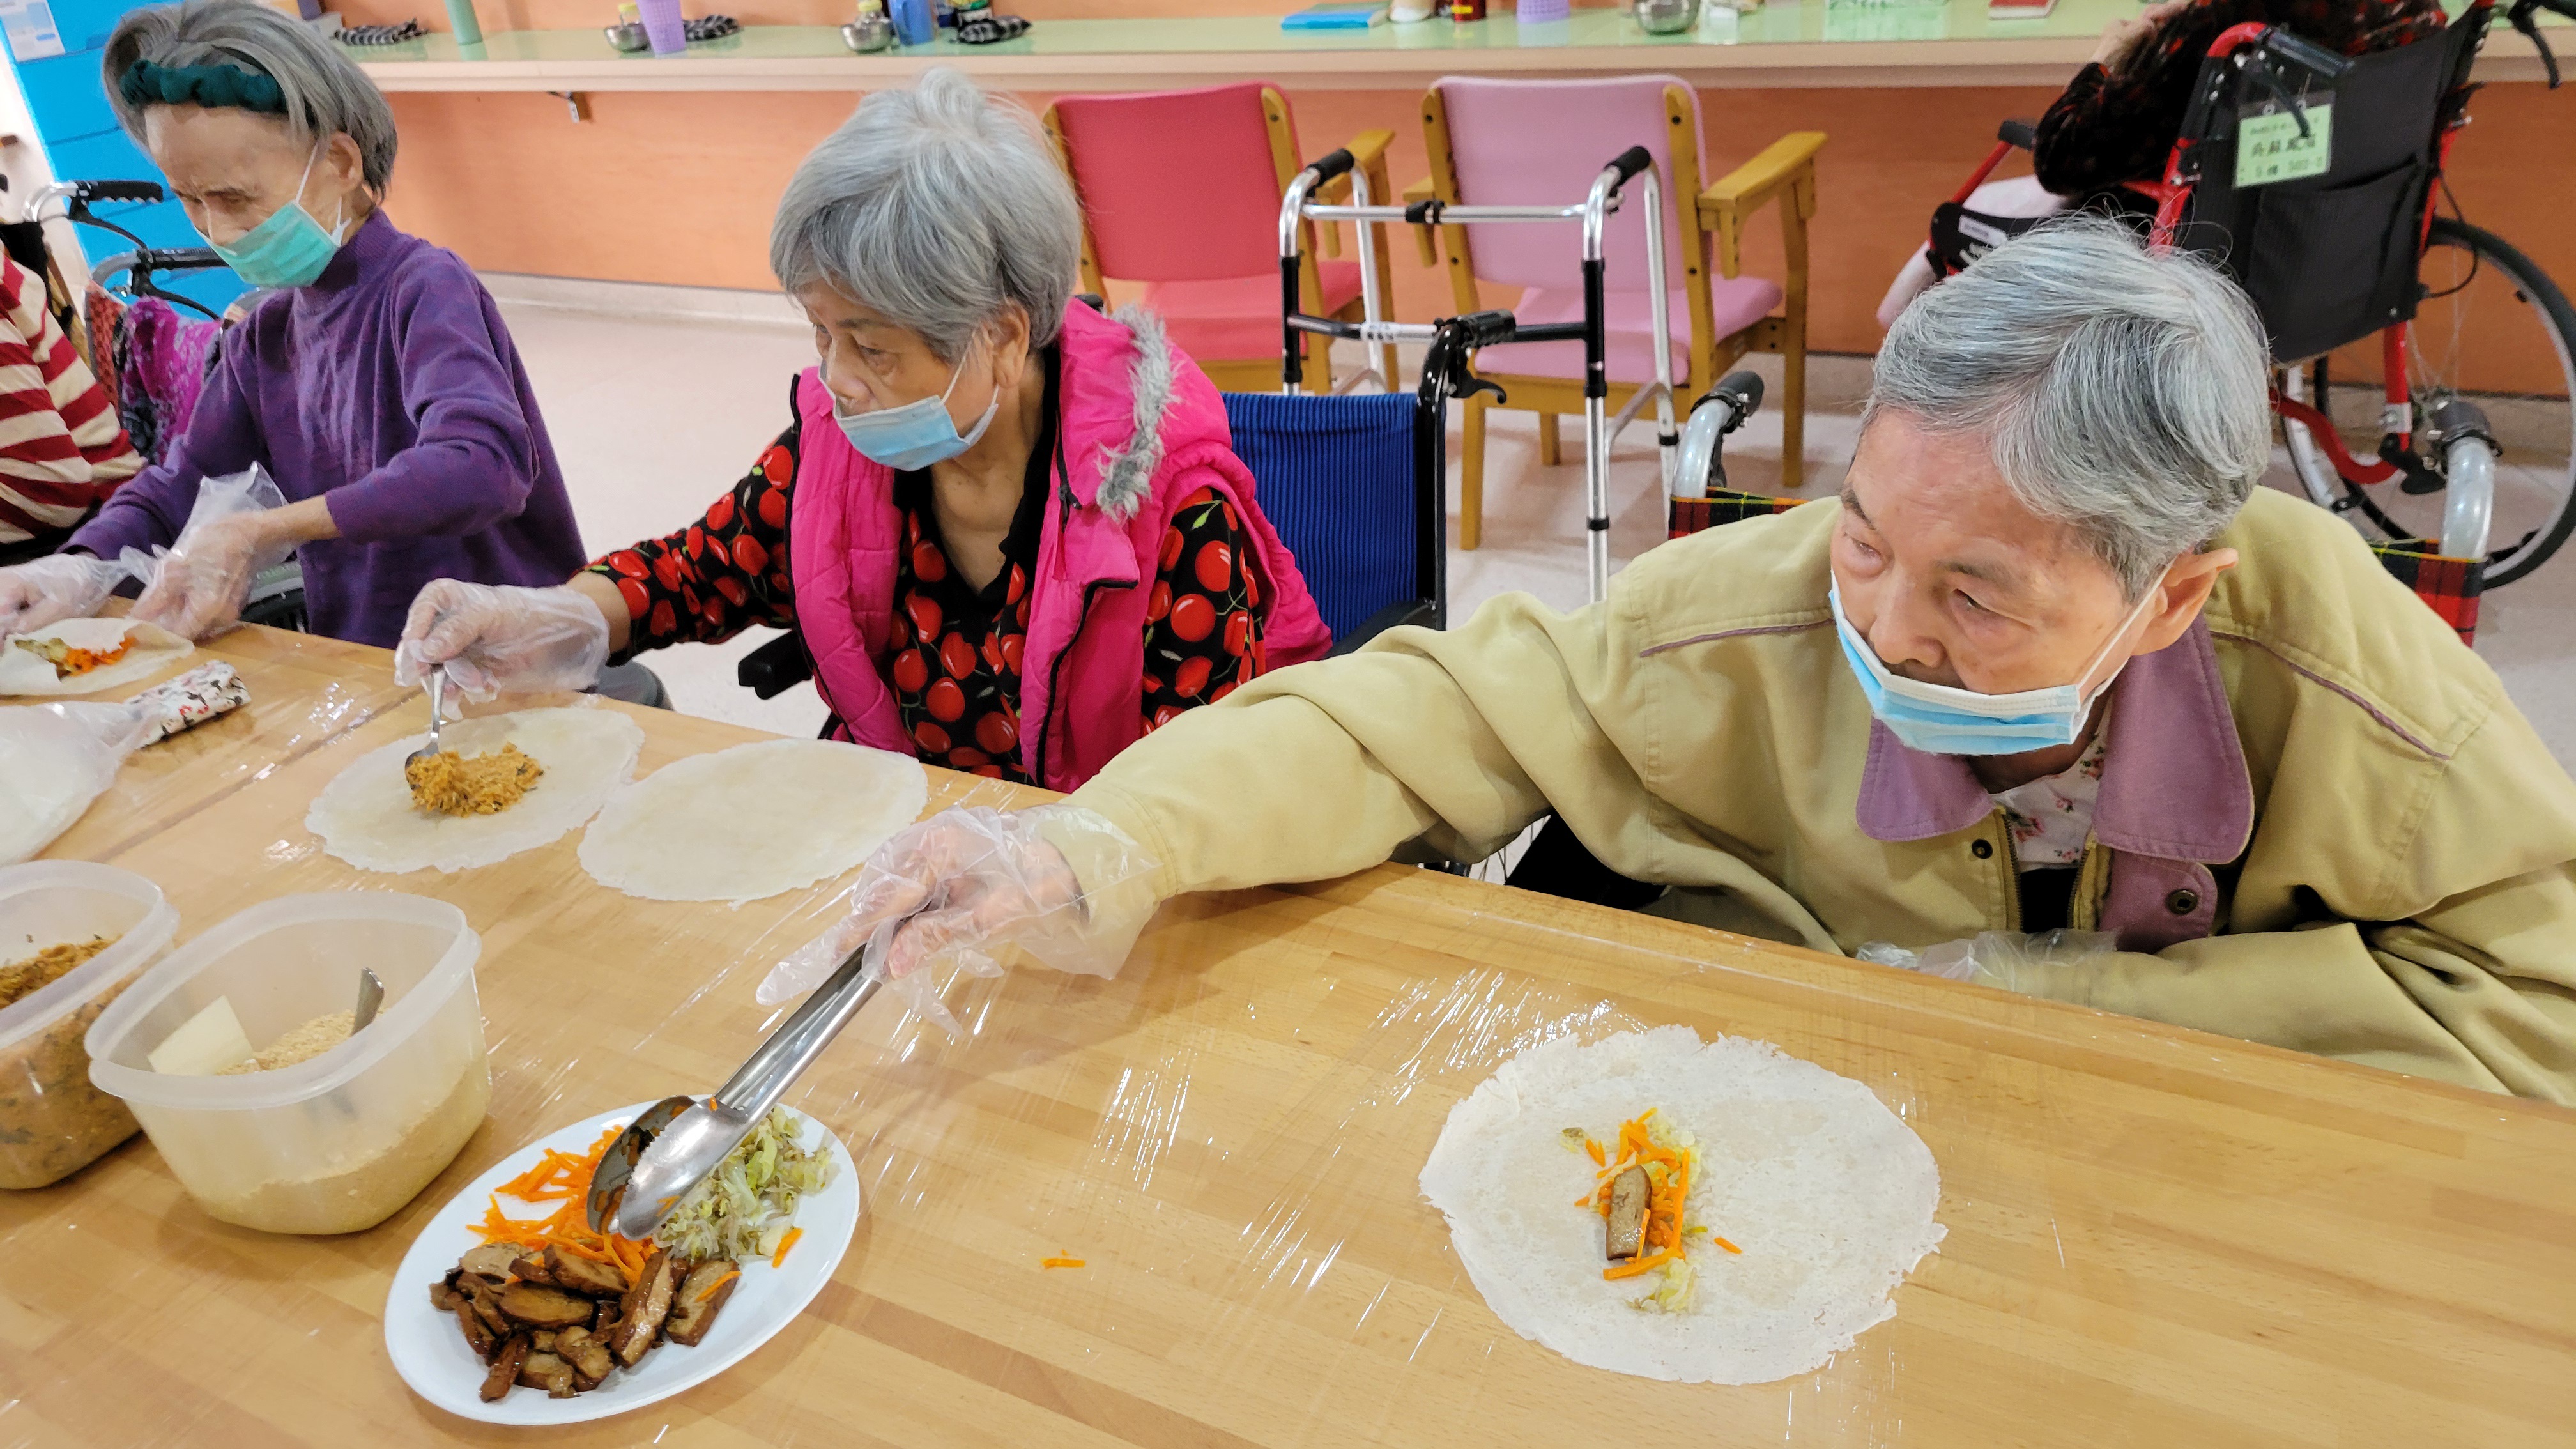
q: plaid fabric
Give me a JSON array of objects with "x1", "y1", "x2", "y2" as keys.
[
  {"x1": 2369, "y1": 540, "x2": 2483, "y2": 644},
  {"x1": 1670, "y1": 487, "x2": 1800, "y2": 539}
]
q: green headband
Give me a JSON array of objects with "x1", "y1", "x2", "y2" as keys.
[{"x1": 118, "y1": 59, "x2": 286, "y2": 115}]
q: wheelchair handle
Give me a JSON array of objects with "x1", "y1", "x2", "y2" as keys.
[
  {"x1": 72, "y1": 179, "x2": 165, "y2": 205},
  {"x1": 1604, "y1": 146, "x2": 1654, "y2": 188},
  {"x1": 2258, "y1": 27, "x2": 2356, "y2": 82},
  {"x1": 1306, "y1": 148, "x2": 1357, "y2": 187},
  {"x1": 1997, "y1": 118, "x2": 2038, "y2": 151}
]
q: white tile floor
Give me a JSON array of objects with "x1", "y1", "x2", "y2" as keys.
[{"x1": 494, "y1": 287, "x2": 2575, "y2": 768}]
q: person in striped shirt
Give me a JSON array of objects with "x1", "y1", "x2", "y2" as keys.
[{"x1": 0, "y1": 250, "x2": 141, "y2": 564}]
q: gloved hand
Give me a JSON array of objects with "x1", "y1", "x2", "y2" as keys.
[
  {"x1": 395, "y1": 579, "x2": 611, "y2": 702},
  {"x1": 1857, "y1": 929, "x2": 2115, "y2": 994},
  {"x1": 758, "y1": 805, "x2": 1163, "y2": 1034},
  {"x1": 0, "y1": 554, "x2": 128, "y2": 638},
  {"x1": 128, "y1": 465, "x2": 293, "y2": 641}
]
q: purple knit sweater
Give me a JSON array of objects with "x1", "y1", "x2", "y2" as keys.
[{"x1": 71, "y1": 211, "x2": 585, "y2": 647}]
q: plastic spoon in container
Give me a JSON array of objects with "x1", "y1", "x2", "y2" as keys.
[
  {"x1": 404, "y1": 668, "x2": 447, "y2": 772},
  {"x1": 588, "y1": 938, "x2": 883, "y2": 1239}
]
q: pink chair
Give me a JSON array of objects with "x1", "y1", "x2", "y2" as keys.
[
  {"x1": 1046, "y1": 84, "x2": 1395, "y2": 392},
  {"x1": 1410, "y1": 76, "x2": 1825, "y2": 548}
]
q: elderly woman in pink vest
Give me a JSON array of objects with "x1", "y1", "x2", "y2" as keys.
[{"x1": 394, "y1": 69, "x2": 1329, "y2": 789}]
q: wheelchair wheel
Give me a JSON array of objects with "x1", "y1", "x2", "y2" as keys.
[{"x1": 2281, "y1": 218, "x2": 2576, "y2": 587}]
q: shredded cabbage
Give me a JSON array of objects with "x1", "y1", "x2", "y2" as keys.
[{"x1": 652, "y1": 1106, "x2": 837, "y2": 1262}]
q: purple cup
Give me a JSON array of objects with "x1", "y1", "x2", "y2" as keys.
[
  {"x1": 1518, "y1": 0, "x2": 1570, "y2": 20},
  {"x1": 637, "y1": 0, "x2": 686, "y2": 54}
]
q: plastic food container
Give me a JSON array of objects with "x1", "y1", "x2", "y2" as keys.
[
  {"x1": 0, "y1": 862, "x2": 178, "y2": 1189},
  {"x1": 86, "y1": 893, "x2": 493, "y2": 1235}
]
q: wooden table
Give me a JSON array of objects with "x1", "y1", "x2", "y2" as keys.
[
  {"x1": 5, "y1": 638, "x2": 2575, "y2": 1447},
  {"x1": 34, "y1": 622, "x2": 420, "y2": 864}
]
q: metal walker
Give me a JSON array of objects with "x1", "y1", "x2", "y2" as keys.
[{"x1": 1274, "y1": 144, "x2": 1681, "y2": 602}]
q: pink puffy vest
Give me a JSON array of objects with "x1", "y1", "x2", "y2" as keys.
[{"x1": 785, "y1": 301, "x2": 1329, "y2": 792}]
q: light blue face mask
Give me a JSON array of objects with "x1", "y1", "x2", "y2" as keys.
[
  {"x1": 1829, "y1": 581, "x2": 2157, "y2": 756},
  {"x1": 834, "y1": 352, "x2": 1002, "y2": 471},
  {"x1": 208, "y1": 146, "x2": 349, "y2": 290}
]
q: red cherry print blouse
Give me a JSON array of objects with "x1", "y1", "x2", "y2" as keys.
[{"x1": 585, "y1": 358, "x2": 1266, "y2": 781}]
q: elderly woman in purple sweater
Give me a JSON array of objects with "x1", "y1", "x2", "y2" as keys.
[{"x1": 0, "y1": 0, "x2": 583, "y2": 647}]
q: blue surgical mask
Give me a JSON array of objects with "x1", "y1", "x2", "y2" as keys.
[
  {"x1": 208, "y1": 146, "x2": 349, "y2": 290},
  {"x1": 834, "y1": 353, "x2": 1002, "y2": 471},
  {"x1": 1829, "y1": 581, "x2": 2157, "y2": 756}
]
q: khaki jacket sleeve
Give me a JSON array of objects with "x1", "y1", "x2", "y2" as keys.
[{"x1": 1064, "y1": 588, "x2": 1648, "y2": 902}]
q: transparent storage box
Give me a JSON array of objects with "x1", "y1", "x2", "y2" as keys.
[
  {"x1": 0, "y1": 862, "x2": 179, "y2": 1189},
  {"x1": 85, "y1": 893, "x2": 493, "y2": 1234}
]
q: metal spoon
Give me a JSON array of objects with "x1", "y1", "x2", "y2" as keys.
[
  {"x1": 588, "y1": 940, "x2": 884, "y2": 1239},
  {"x1": 353, "y1": 968, "x2": 383, "y2": 1032},
  {"x1": 404, "y1": 666, "x2": 447, "y2": 771}
]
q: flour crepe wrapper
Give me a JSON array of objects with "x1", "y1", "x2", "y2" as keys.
[
  {"x1": 578, "y1": 738, "x2": 930, "y2": 903},
  {"x1": 307, "y1": 707, "x2": 644, "y2": 874},
  {"x1": 0, "y1": 618, "x2": 192, "y2": 697},
  {"x1": 1419, "y1": 1025, "x2": 1945, "y2": 1384}
]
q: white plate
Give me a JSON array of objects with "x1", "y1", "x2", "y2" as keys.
[{"x1": 385, "y1": 1101, "x2": 860, "y2": 1425}]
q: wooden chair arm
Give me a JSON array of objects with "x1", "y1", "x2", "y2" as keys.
[{"x1": 1697, "y1": 130, "x2": 1826, "y2": 278}]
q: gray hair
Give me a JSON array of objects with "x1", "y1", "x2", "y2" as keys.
[
  {"x1": 105, "y1": 0, "x2": 399, "y2": 192},
  {"x1": 1867, "y1": 215, "x2": 2273, "y2": 599},
  {"x1": 770, "y1": 67, "x2": 1082, "y2": 360}
]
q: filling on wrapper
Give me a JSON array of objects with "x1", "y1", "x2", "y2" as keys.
[
  {"x1": 12, "y1": 636, "x2": 130, "y2": 680},
  {"x1": 406, "y1": 745, "x2": 546, "y2": 817},
  {"x1": 1420, "y1": 1026, "x2": 1945, "y2": 1385}
]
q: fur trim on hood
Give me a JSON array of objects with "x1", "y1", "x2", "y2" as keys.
[{"x1": 1093, "y1": 304, "x2": 1175, "y2": 523}]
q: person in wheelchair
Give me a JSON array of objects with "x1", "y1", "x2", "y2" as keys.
[
  {"x1": 397, "y1": 70, "x2": 1329, "y2": 790},
  {"x1": 0, "y1": 0, "x2": 584, "y2": 647},
  {"x1": 2032, "y1": 0, "x2": 2444, "y2": 203},
  {"x1": 800, "y1": 220, "x2": 2576, "y2": 1104}
]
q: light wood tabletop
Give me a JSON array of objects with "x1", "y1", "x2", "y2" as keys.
[
  {"x1": 4, "y1": 641, "x2": 2574, "y2": 1447},
  {"x1": 33, "y1": 620, "x2": 420, "y2": 865}
]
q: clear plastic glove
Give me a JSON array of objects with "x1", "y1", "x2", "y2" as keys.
[
  {"x1": 127, "y1": 465, "x2": 292, "y2": 641},
  {"x1": 758, "y1": 805, "x2": 1163, "y2": 1035},
  {"x1": 0, "y1": 554, "x2": 129, "y2": 637},
  {"x1": 1858, "y1": 929, "x2": 2115, "y2": 992},
  {"x1": 395, "y1": 579, "x2": 611, "y2": 702},
  {"x1": 0, "y1": 699, "x2": 159, "y2": 862}
]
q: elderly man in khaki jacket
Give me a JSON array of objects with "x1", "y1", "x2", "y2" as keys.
[{"x1": 781, "y1": 218, "x2": 2576, "y2": 1103}]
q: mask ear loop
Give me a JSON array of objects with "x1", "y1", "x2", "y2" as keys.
[
  {"x1": 2069, "y1": 571, "x2": 2171, "y2": 702},
  {"x1": 289, "y1": 141, "x2": 353, "y2": 245}
]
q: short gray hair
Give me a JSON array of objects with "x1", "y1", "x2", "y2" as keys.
[
  {"x1": 105, "y1": 0, "x2": 399, "y2": 192},
  {"x1": 770, "y1": 67, "x2": 1082, "y2": 360},
  {"x1": 1867, "y1": 215, "x2": 2273, "y2": 599}
]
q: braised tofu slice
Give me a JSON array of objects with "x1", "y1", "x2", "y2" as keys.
[
  {"x1": 555, "y1": 1325, "x2": 616, "y2": 1390},
  {"x1": 509, "y1": 1255, "x2": 556, "y2": 1287},
  {"x1": 498, "y1": 1283, "x2": 597, "y2": 1330},
  {"x1": 1604, "y1": 1165, "x2": 1652, "y2": 1261},
  {"x1": 458, "y1": 1245, "x2": 525, "y2": 1279},
  {"x1": 454, "y1": 1300, "x2": 497, "y2": 1360},
  {"x1": 544, "y1": 1246, "x2": 630, "y2": 1299},
  {"x1": 481, "y1": 1334, "x2": 530, "y2": 1403},
  {"x1": 610, "y1": 1250, "x2": 681, "y2": 1367},
  {"x1": 663, "y1": 1260, "x2": 739, "y2": 1347},
  {"x1": 518, "y1": 1351, "x2": 578, "y2": 1397}
]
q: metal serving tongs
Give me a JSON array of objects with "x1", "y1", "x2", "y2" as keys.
[{"x1": 586, "y1": 939, "x2": 884, "y2": 1239}]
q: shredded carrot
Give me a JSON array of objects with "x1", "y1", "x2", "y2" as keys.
[
  {"x1": 695, "y1": 1269, "x2": 740, "y2": 1302},
  {"x1": 1040, "y1": 1256, "x2": 1086, "y2": 1269},
  {"x1": 1712, "y1": 1236, "x2": 1742, "y2": 1255},
  {"x1": 1584, "y1": 1138, "x2": 1605, "y2": 1166},
  {"x1": 467, "y1": 1122, "x2": 653, "y2": 1287},
  {"x1": 1604, "y1": 1249, "x2": 1678, "y2": 1281},
  {"x1": 770, "y1": 1226, "x2": 805, "y2": 1269}
]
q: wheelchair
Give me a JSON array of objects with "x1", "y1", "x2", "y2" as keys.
[{"x1": 1924, "y1": 0, "x2": 2576, "y2": 621}]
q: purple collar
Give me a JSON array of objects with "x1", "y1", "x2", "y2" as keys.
[
  {"x1": 1853, "y1": 615, "x2": 2255, "y2": 864},
  {"x1": 309, "y1": 208, "x2": 398, "y2": 294}
]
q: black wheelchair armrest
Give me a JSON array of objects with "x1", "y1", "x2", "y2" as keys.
[
  {"x1": 1328, "y1": 599, "x2": 1441, "y2": 657},
  {"x1": 738, "y1": 629, "x2": 815, "y2": 698},
  {"x1": 1998, "y1": 118, "x2": 2038, "y2": 151}
]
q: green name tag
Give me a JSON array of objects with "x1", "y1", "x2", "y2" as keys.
[{"x1": 2236, "y1": 103, "x2": 2334, "y2": 187}]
